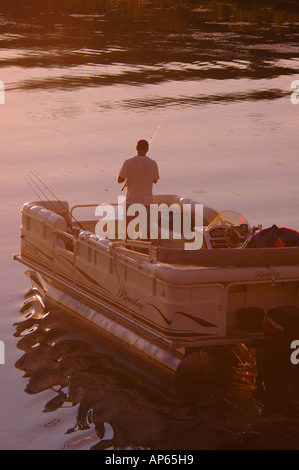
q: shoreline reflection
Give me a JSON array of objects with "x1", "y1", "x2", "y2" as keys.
[{"x1": 1, "y1": 0, "x2": 298, "y2": 94}]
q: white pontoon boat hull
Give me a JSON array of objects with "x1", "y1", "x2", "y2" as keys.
[{"x1": 13, "y1": 196, "x2": 299, "y2": 387}]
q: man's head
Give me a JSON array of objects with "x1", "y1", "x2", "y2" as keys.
[{"x1": 136, "y1": 139, "x2": 149, "y2": 156}]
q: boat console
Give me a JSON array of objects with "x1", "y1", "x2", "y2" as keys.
[{"x1": 204, "y1": 210, "x2": 253, "y2": 249}]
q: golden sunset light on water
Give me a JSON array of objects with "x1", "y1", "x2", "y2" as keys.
[{"x1": 1, "y1": 0, "x2": 299, "y2": 452}]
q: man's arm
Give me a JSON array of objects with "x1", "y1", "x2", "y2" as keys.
[
  {"x1": 118, "y1": 160, "x2": 127, "y2": 184},
  {"x1": 153, "y1": 162, "x2": 159, "y2": 185}
]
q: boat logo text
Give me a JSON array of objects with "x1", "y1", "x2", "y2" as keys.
[
  {"x1": 254, "y1": 269, "x2": 281, "y2": 280},
  {"x1": 117, "y1": 288, "x2": 144, "y2": 311}
]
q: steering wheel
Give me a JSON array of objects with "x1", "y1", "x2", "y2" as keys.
[{"x1": 224, "y1": 226, "x2": 243, "y2": 248}]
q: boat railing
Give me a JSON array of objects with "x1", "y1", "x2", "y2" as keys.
[
  {"x1": 70, "y1": 202, "x2": 120, "y2": 217},
  {"x1": 111, "y1": 239, "x2": 158, "y2": 263},
  {"x1": 54, "y1": 228, "x2": 76, "y2": 252},
  {"x1": 70, "y1": 202, "x2": 121, "y2": 232}
]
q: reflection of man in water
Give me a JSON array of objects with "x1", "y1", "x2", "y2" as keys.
[{"x1": 117, "y1": 139, "x2": 159, "y2": 240}]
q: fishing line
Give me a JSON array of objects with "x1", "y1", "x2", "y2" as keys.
[{"x1": 149, "y1": 111, "x2": 167, "y2": 144}]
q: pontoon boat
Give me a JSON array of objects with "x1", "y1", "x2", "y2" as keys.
[{"x1": 13, "y1": 194, "x2": 299, "y2": 392}]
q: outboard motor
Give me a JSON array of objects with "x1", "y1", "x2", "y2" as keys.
[
  {"x1": 261, "y1": 306, "x2": 299, "y2": 385},
  {"x1": 264, "y1": 306, "x2": 299, "y2": 346}
]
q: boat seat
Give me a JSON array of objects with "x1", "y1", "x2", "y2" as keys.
[
  {"x1": 25, "y1": 200, "x2": 72, "y2": 226},
  {"x1": 22, "y1": 203, "x2": 68, "y2": 231},
  {"x1": 152, "y1": 194, "x2": 218, "y2": 227},
  {"x1": 178, "y1": 197, "x2": 218, "y2": 226},
  {"x1": 153, "y1": 194, "x2": 181, "y2": 206}
]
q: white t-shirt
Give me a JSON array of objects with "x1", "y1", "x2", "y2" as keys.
[{"x1": 118, "y1": 155, "x2": 160, "y2": 205}]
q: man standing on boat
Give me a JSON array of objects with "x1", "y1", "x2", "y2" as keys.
[{"x1": 117, "y1": 139, "x2": 159, "y2": 240}]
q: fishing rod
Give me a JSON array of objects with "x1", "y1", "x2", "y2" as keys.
[
  {"x1": 30, "y1": 171, "x2": 85, "y2": 230},
  {"x1": 149, "y1": 111, "x2": 167, "y2": 145},
  {"x1": 121, "y1": 111, "x2": 167, "y2": 192},
  {"x1": 26, "y1": 171, "x2": 85, "y2": 231},
  {"x1": 24, "y1": 173, "x2": 64, "y2": 216}
]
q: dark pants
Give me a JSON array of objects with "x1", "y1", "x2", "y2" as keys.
[{"x1": 125, "y1": 204, "x2": 152, "y2": 240}]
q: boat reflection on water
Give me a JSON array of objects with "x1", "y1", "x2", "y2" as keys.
[
  {"x1": 13, "y1": 288, "x2": 299, "y2": 450},
  {"x1": 14, "y1": 288, "x2": 220, "y2": 450}
]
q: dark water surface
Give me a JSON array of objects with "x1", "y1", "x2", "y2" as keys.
[{"x1": 1, "y1": 0, "x2": 299, "y2": 450}]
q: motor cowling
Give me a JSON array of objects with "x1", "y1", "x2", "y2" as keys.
[
  {"x1": 263, "y1": 306, "x2": 299, "y2": 368},
  {"x1": 264, "y1": 306, "x2": 299, "y2": 343}
]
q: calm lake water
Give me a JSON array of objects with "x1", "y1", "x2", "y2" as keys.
[{"x1": 1, "y1": 0, "x2": 299, "y2": 450}]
